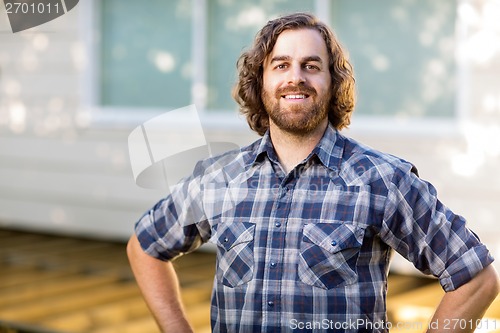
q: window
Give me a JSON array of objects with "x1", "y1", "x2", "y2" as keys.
[
  {"x1": 100, "y1": 0, "x2": 192, "y2": 108},
  {"x1": 330, "y1": 0, "x2": 456, "y2": 118},
  {"x1": 98, "y1": 0, "x2": 314, "y2": 112},
  {"x1": 97, "y1": 0, "x2": 457, "y2": 120}
]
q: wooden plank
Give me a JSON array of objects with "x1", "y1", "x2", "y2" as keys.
[
  {"x1": 172, "y1": 252, "x2": 215, "y2": 269},
  {"x1": 185, "y1": 303, "x2": 211, "y2": 330},
  {"x1": 0, "y1": 229, "x2": 32, "y2": 242},
  {"x1": 10, "y1": 241, "x2": 119, "y2": 263},
  {"x1": 178, "y1": 270, "x2": 215, "y2": 287},
  {"x1": 387, "y1": 282, "x2": 444, "y2": 330},
  {"x1": 85, "y1": 304, "x2": 212, "y2": 333},
  {"x1": 1, "y1": 237, "x2": 83, "y2": 254},
  {"x1": 40, "y1": 296, "x2": 151, "y2": 333},
  {"x1": 174, "y1": 254, "x2": 216, "y2": 287},
  {"x1": 387, "y1": 282, "x2": 444, "y2": 309},
  {"x1": 387, "y1": 281, "x2": 500, "y2": 333},
  {"x1": 181, "y1": 281, "x2": 213, "y2": 306},
  {"x1": 41, "y1": 281, "x2": 212, "y2": 331},
  {"x1": 484, "y1": 296, "x2": 500, "y2": 317},
  {"x1": 0, "y1": 265, "x2": 43, "y2": 278},
  {"x1": 0, "y1": 266, "x2": 81, "y2": 290},
  {"x1": 2, "y1": 243, "x2": 127, "y2": 273},
  {"x1": 90, "y1": 317, "x2": 160, "y2": 333},
  {"x1": 0, "y1": 282, "x2": 141, "y2": 322},
  {"x1": 0, "y1": 233, "x2": 51, "y2": 251},
  {"x1": 40, "y1": 280, "x2": 213, "y2": 332},
  {"x1": 0, "y1": 274, "x2": 122, "y2": 308},
  {"x1": 196, "y1": 326, "x2": 213, "y2": 333}
]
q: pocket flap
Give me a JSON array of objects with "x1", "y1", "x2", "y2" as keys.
[
  {"x1": 303, "y1": 223, "x2": 362, "y2": 254},
  {"x1": 217, "y1": 222, "x2": 255, "y2": 251}
]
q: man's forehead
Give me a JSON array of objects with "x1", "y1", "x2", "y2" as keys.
[{"x1": 265, "y1": 28, "x2": 328, "y2": 63}]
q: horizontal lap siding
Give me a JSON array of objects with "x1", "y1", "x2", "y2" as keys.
[{"x1": 0, "y1": 133, "x2": 167, "y2": 240}]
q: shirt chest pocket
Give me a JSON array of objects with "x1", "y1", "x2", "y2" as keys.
[
  {"x1": 215, "y1": 222, "x2": 255, "y2": 288},
  {"x1": 298, "y1": 222, "x2": 364, "y2": 289}
]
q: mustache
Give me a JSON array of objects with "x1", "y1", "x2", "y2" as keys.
[{"x1": 275, "y1": 85, "x2": 317, "y2": 98}]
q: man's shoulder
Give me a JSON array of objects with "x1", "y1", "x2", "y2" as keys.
[
  {"x1": 193, "y1": 138, "x2": 261, "y2": 180},
  {"x1": 339, "y1": 133, "x2": 418, "y2": 182}
]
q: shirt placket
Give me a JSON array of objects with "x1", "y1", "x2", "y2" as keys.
[{"x1": 262, "y1": 175, "x2": 295, "y2": 332}]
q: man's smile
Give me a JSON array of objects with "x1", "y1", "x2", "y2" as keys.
[{"x1": 282, "y1": 94, "x2": 309, "y2": 100}]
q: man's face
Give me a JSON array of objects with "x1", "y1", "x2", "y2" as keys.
[{"x1": 262, "y1": 28, "x2": 332, "y2": 136}]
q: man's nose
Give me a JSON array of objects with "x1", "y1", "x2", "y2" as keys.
[{"x1": 287, "y1": 65, "x2": 305, "y2": 85}]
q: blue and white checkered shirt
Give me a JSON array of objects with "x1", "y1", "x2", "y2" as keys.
[{"x1": 135, "y1": 124, "x2": 493, "y2": 332}]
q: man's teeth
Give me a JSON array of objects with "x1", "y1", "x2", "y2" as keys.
[{"x1": 284, "y1": 94, "x2": 306, "y2": 99}]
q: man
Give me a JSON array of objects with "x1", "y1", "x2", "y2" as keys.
[{"x1": 127, "y1": 12, "x2": 499, "y2": 332}]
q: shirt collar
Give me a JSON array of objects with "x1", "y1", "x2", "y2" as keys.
[
  {"x1": 312, "y1": 123, "x2": 344, "y2": 172},
  {"x1": 252, "y1": 129, "x2": 280, "y2": 165},
  {"x1": 251, "y1": 123, "x2": 344, "y2": 172}
]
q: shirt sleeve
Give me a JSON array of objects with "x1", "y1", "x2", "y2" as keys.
[
  {"x1": 134, "y1": 162, "x2": 211, "y2": 261},
  {"x1": 380, "y1": 163, "x2": 494, "y2": 292}
]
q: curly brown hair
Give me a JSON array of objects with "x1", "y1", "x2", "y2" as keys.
[{"x1": 232, "y1": 12, "x2": 356, "y2": 136}]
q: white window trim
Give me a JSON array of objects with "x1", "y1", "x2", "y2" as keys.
[{"x1": 78, "y1": 0, "x2": 467, "y2": 138}]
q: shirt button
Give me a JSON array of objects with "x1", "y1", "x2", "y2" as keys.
[
  {"x1": 267, "y1": 301, "x2": 274, "y2": 307},
  {"x1": 274, "y1": 222, "x2": 281, "y2": 228},
  {"x1": 223, "y1": 237, "x2": 229, "y2": 243},
  {"x1": 270, "y1": 262, "x2": 277, "y2": 268},
  {"x1": 331, "y1": 240, "x2": 337, "y2": 246}
]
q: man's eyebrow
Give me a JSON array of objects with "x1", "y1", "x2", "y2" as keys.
[
  {"x1": 269, "y1": 55, "x2": 323, "y2": 63},
  {"x1": 300, "y1": 55, "x2": 323, "y2": 63},
  {"x1": 269, "y1": 55, "x2": 291, "y2": 63}
]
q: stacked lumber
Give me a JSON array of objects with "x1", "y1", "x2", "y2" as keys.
[
  {"x1": 0, "y1": 229, "x2": 213, "y2": 333},
  {"x1": 1, "y1": 229, "x2": 499, "y2": 333}
]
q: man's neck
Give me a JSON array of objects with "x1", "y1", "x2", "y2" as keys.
[{"x1": 269, "y1": 120, "x2": 328, "y2": 174}]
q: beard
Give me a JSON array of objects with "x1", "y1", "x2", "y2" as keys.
[{"x1": 262, "y1": 84, "x2": 330, "y2": 136}]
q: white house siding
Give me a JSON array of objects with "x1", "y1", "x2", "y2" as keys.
[{"x1": 0, "y1": 1, "x2": 499, "y2": 275}]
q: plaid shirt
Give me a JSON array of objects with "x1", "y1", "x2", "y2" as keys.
[{"x1": 135, "y1": 125, "x2": 493, "y2": 333}]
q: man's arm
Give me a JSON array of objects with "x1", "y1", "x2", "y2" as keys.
[
  {"x1": 127, "y1": 234, "x2": 194, "y2": 333},
  {"x1": 427, "y1": 264, "x2": 500, "y2": 333}
]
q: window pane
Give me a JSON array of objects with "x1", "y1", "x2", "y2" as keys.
[
  {"x1": 331, "y1": 0, "x2": 456, "y2": 118},
  {"x1": 100, "y1": 0, "x2": 192, "y2": 108},
  {"x1": 207, "y1": 0, "x2": 316, "y2": 112}
]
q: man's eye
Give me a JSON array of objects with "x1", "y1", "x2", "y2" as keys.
[
  {"x1": 276, "y1": 64, "x2": 287, "y2": 70},
  {"x1": 305, "y1": 64, "x2": 319, "y2": 70}
]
